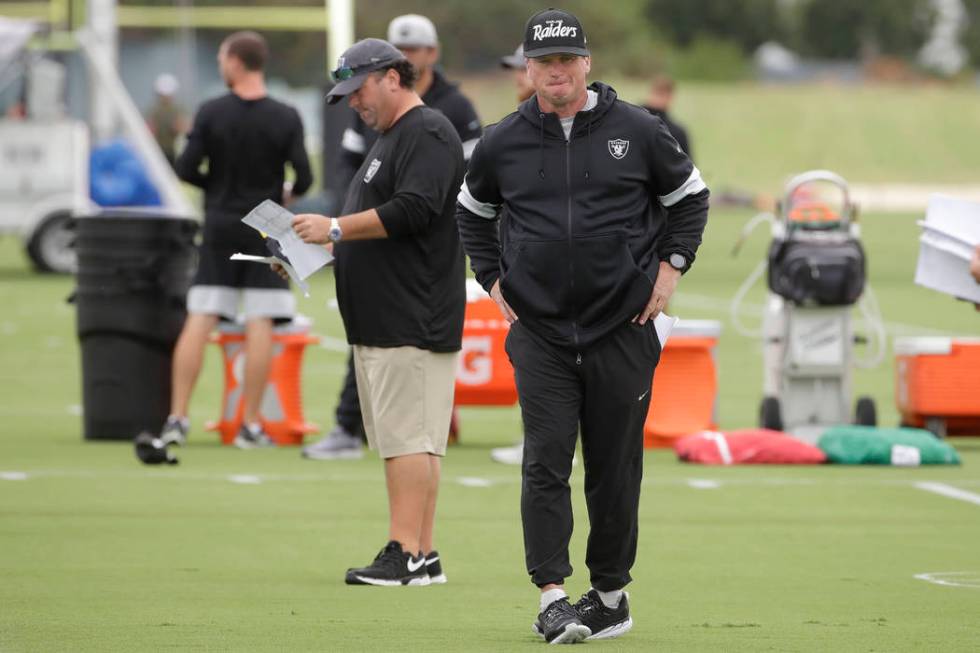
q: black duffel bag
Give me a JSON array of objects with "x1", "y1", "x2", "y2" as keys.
[{"x1": 767, "y1": 236, "x2": 866, "y2": 306}]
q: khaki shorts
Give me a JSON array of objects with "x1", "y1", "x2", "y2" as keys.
[{"x1": 352, "y1": 345, "x2": 458, "y2": 459}]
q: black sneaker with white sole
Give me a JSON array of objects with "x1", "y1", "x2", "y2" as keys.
[
  {"x1": 424, "y1": 550, "x2": 446, "y2": 584},
  {"x1": 344, "y1": 541, "x2": 430, "y2": 587},
  {"x1": 573, "y1": 590, "x2": 632, "y2": 640},
  {"x1": 533, "y1": 597, "x2": 591, "y2": 644},
  {"x1": 233, "y1": 423, "x2": 274, "y2": 449},
  {"x1": 159, "y1": 416, "x2": 189, "y2": 447}
]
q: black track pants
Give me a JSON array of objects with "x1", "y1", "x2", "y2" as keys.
[
  {"x1": 335, "y1": 352, "x2": 364, "y2": 439},
  {"x1": 505, "y1": 320, "x2": 661, "y2": 591}
]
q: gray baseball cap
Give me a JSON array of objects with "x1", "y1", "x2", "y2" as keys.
[
  {"x1": 500, "y1": 44, "x2": 524, "y2": 69},
  {"x1": 325, "y1": 38, "x2": 406, "y2": 105},
  {"x1": 388, "y1": 14, "x2": 438, "y2": 48}
]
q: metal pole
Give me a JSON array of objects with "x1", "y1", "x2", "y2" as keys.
[
  {"x1": 86, "y1": 0, "x2": 117, "y2": 141},
  {"x1": 327, "y1": 0, "x2": 354, "y2": 71}
]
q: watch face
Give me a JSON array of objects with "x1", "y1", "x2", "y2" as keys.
[{"x1": 669, "y1": 253, "x2": 686, "y2": 270}]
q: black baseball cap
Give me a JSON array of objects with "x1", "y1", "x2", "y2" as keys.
[
  {"x1": 522, "y1": 8, "x2": 589, "y2": 59},
  {"x1": 325, "y1": 38, "x2": 406, "y2": 105}
]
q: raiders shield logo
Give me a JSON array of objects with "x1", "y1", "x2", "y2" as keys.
[
  {"x1": 364, "y1": 158, "x2": 381, "y2": 183},
  {"x1": 608, "y1": 139, "x2": 629, "y2": 160}
]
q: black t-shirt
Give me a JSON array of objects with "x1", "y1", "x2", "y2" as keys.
[
  {"x1": 335, "y1": 69, "x2": 481, "y2": 192},
  {"x1": 176, "y1": 93, "x2": 313, "y2": 252},
  {"x1": 334, "y1": 105, "x2": 466, "y2": 352}
]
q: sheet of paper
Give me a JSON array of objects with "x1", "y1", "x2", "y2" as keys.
[
  {"x1": 654, "y1": 312, "x2": 679, "y2": 348},
  {"x1": 914, "y1": 241, "x2": 980, "y2": 304},
  {"x1": 915, "y1": 195, "x2": 980, "y2": 303},
  {"x1": 230, "y1": 253, "x2": 310, "y2": 297},
  {"x1": 924, "y1": 195, "x2": 980, "y2": 245},
  {"x1": 241, "y1": 200, "x2": 333, "y2": 280}
]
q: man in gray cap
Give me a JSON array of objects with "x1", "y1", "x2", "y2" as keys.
[
  {"x1": 304, "y1": 13, "x2": 481, "y2": 462},
  {"x1": 290, "y1": 38, "x2": 466, "y2": 587},
  {"x1": 457, "y1": 8, "x2": 709, "y2": 643}
]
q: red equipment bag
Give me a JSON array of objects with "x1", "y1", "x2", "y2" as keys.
[{"x1": 674, "y1": 429, "x2": 827, "y2": 465}]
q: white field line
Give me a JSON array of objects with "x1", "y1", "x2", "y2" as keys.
[
  {"x1": 914, "y1": 482, "x2": 980, "y2": 507},
  {"x1": 913, "y1": 571, "x2": 980, "y2": 589},
  {"x1": 673, "y1": 292, "x2": 959, "y2": 337},
  {"x1": 687, "y1": 479, "x2": 722, "y2": 489},
  {"x1": 228, "y1": 474, "x2": 263, "y2": 485},
  {"x1": 2, "y1": 469, "x2": 978, "y2": 488}
]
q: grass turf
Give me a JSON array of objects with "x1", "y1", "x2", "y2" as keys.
[
  {"x1": 459, "y1": 79, "x2": 980, "y2": 192},
  {"x1": 1, "y1": 204, "x2": 979, "y2": 651}
]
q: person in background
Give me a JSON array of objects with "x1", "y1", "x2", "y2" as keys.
[
  {"x1": 500, "y1": 44, "x2": 535, "y2": 103},
  {"x1": 146, "y1": 73, "x2": 188, "y2": 169},
  {"x1": 302, "y1": 13, "x2": 482, "y2": 461},
  {"x1": 291, "y1": 38, "x2": 465, "y2": 585},
  {"x1": 160, "y1": 31, "x2": 312, "y2": 449},
  {"x1": 643, "y1": 72, "x2": 692, "y2": 161}
]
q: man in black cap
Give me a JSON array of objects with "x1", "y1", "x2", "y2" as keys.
[
  {"x1": 304, "y1": 13, "x2": 482, "y2": 461},
  {"x1": 289, "y1": 38, "x2": 465, "y2": 587},
  {"x1": 457, "y1": 9, "x2": 709, "y2": 643}
]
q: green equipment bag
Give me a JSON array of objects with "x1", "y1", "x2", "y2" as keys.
[{"x1": 818, "y1": 425, "x2": 961, "y2": 466}]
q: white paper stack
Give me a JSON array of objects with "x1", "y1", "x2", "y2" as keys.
[
  {"x1": 231, "y1": 200, "x2": 334, "y2": 297},
  {"x1": 915, "y1": 195, "x2": 980, "y2": 304}
]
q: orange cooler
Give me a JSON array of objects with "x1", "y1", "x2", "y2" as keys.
[
  {"x1": 894, "y1": 337, "x2": 980, "y2": 436},
  {"x1": 644, "y1": 320, "x2": 721, "y2": 448},
  {"x1": 208, "y1": 317, "x2": 320, "y2": 445},
  {"x1": 455, "y1": 281, "x2": 518, "y2": 406}
]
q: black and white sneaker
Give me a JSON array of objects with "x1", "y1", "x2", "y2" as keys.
[
  {"x1": 533, "y1": 597, "x2": 591, "y2": 644},
  {"x1": 345, "y1": 541, "x2": 430, "y2": 587},
  {"x1": 573, "y1": 590, "x2": 632, "y2": 640},
  {"x1": 159, "y1": 416, "x2": 189, "y2": 447},
  {"x1": 233, "y1": 423, "x2": 274, "y2": 449},
  {"x1": 424, "y1": 551, "x2": 446, "y2": 584}
]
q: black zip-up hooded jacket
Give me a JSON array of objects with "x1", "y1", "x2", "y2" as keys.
[{"x1": 456, "y1": 81, "x2": 709, "y2": 349}]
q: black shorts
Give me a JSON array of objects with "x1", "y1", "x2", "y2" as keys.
[
  {"x1": 192, "y1": 243, "x2": 289, "y2": 290},
  {"x1": 188, "y1": 244, "x2": 294, "y2": 320}
]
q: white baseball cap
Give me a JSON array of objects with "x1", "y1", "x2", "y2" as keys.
[
  {"x1": 154, "y1": 73, "x2": 179, "y2": 96},
  {"x1": 387, "y1": 14, "x2": 438, "y2": 48}
]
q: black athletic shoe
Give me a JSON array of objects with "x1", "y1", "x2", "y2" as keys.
[
  {"x1": 533, "y1": 597, "x2": 591, "y2": 644},
  {"x1": 344, "y1": 541, "x2": 430, "y2": 587},
  {"x1": 425, "y1": 550, "x2": 447, "y2": 584},
  {"x1": 573, "y1": 590, "x2": 632, "y2": 640}
]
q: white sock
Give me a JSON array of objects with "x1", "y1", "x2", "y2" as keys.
[
  {"x1": 540, "y1": 588, "x2": 568, "y2": 612},
  {"x1": 595, "y1": 588, "x2": 623, "y2": 609}
]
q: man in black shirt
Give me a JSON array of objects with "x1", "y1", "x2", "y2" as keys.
[
  {"x1": 303, "y1": 14, "x2": 482, "y2": 461},
  {"x1": 291, "y1": 39, "x2": 465, "y2": 586},
  {"x1": 643, "y1": 73, "x2": 692, "y2": 161},
  {"x1": 161, "y1": 31, "x2": 312, "y2": 449},
  {"x1": 456, "y1": 10, "x2": 709, "y2": 643}
]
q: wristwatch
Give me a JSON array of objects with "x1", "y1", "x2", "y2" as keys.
[
  {"x1": 666, "y1": 253, "x2": 687, "y2": 271},
  {"x1": 328, "y1": 217, "x2": 343, "y2": 243}
]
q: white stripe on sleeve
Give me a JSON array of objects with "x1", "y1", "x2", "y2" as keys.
[
  {"x1": 658, "y1": 166, "x2": 707, "y2": 207},
  {"x1": 457, "y1": 179, "x2": 500, "y2": 219},
  {"x1": 340, "y1": 128, "x2": 366, "y2": 154},
  {"x1": 461, "y1": 138, "x2": 479, "y2": 161}
]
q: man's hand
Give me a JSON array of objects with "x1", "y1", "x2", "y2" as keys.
[
  {"x1": 971, "y1": 245, "x2": 980, "y2": 284},
  {"x1": 270, "y1": 262, "x2": 289, "y2": 281},
  {"x1": 490, "y1": 279, "x2": 518, "y2": 324},
  {"x1": 292, "y1": 213, "x2": 332, "y2": 244},
  {"x1": 634, "y1": 261, "x2": 681, "y2": 325}
]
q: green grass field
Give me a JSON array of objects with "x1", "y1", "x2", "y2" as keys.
[
  {"x1": 1, "y1": 199, "x2": 979, "y2": 650},
  {"x1": 460, "y1": 78, "x2": 980, "y2": 192}
]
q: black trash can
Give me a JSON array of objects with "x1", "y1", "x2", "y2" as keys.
[{"x1": 73, "y1": 211, "x2": 199, "y2": 440}]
